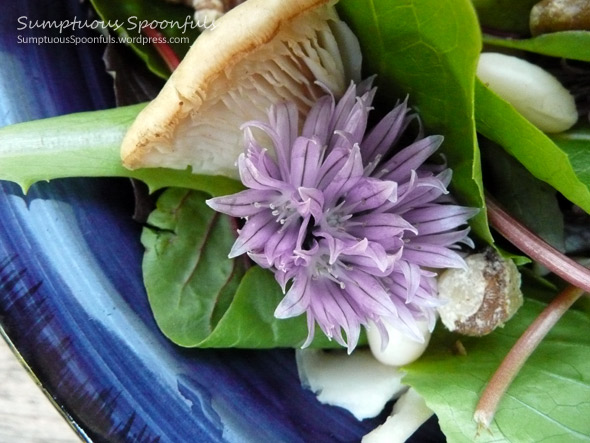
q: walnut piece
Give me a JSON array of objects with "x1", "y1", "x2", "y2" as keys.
[
  {"x1": 530, "y1": 0, "x2": 590, "y2": 36},
  {"x1": 437, "y1": 248, "x2": 523, "y2": 336}
]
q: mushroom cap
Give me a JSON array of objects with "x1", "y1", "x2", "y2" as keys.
[{"x1": 120, "y1": 0, "x2": 361, "y2": 178}]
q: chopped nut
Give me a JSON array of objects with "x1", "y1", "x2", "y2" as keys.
[
  {"x1": 530, "y1": 0, "x2": 590, "y2": 36},
  {"x1": 453, "y1": 340, "x2": 467, "y2": 356},
  {"x1": 437, "y1": 248, "x2": 523, "y2": 336}
]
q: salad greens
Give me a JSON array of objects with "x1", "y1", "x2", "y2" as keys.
[
  {"x1": 0, "y1": 0, "x2": 589, "y2": 441},
  {"x1": 481, "y1": 143, "x2": 566, "y2": 253},
  {"x1": 552, "y1": 126, "x2": 590, "y2": 189},
  {"x1": 89, "y1": 0, "x2": 200, "y2": 78},
  {"x1": 471, "y1": 0, "x2": 540, "y2": 35},
  {"x1": 142, "y1": 188, "x2": 341, "y2": 348},
  {"x1": 405, "y1": 298, "x2": 590, "y2": 442},
  {"x1": 475, "y1": 80, "x2": 590, "y2": 214},
  {"x1": 483, "y1": 31, "x2": 590, "y2": 61},
  {"x1": 338, "y1": 0, "x2": 491, "y2": 243},
  {"x1": 0, "y1": 105, "x2": 242, "y2": 196}
]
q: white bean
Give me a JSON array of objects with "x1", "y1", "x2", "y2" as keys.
[
  {"x1": 367, "y1": 318, "x2": 432, "y2": 367},
  {"x1": 477, "y1": 52, "x2": 578, "y2": 133}
]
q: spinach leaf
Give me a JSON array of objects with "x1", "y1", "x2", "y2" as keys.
[
  {"x1": 471, "y1": 0, "x2": 539, "y2": 35},
  {"x1": 89, "y1": 0, "x2": 200, "y2": 78},
  {"x1": 0, "y1": 106, "x2": 242, "y2": 196},
  {"x1": 337, "y1": 0, "x2": 492, "y2": 244},
  {"x1": 551, "y1": 124, "x2": 590, "y2": 188},
  {"x1": 142, "y1": 188, "x2": 246, "y2": 346},
  {"x1": 142, "y1": 188, "x2": 353, "y2": 348},
  {"x1": 200, "y1": 266, "x2": 341, "y2": 349},
  {"x1": 103, "y1": 43, "x2": 165, "y2": 106},
  {"x1": 475, "y1": 80, "x2": 590, "y2": 214},
  {"x1": 483, "y1": 31, "x2": 590, "y2": 62},
  {"x1": 404, "y1": 297, "x2": 590, "y2": 442},
  {"x1": 482, "y1": 142, "x2": 565, "y2": 252}
]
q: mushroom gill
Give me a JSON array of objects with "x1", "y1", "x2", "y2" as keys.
[{"x1": 121, "y1": 0, "x2": 361, "y2": 179}]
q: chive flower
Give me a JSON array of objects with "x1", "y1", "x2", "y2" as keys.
[{"x1": 207, "y1": 78, "x2": 477, "y2": 352}]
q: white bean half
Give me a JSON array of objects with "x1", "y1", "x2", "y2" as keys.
[
  {"x1": 477, "y1": 52, "x2": 578, "y2": 133},
  {"x1": 367, "y1": 318, "x2": 432, "y2": 367}
]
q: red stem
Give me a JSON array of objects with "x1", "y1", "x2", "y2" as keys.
[
  {"x1": 486, "y1": 194, "x2": 590, "y2": 293},
  {"x1": 141, "y1": 26, "x2": 181, "y2": 72},
  {"x1": 474, "y1": 285, "x2": 584, "y2": 429}
]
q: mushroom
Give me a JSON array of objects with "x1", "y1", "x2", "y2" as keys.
[{"x1": 121, "y1": 0, "x2": 362, "y2": 179}]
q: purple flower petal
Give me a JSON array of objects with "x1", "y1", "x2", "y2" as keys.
[
  {"x1": 321, "y1": 145, "x2": 364, "y2": 205},
  {"x1": 392, "y1": 169, "x2": 452, "y2": 213},
  {"x1": 378, "y1": 135, "x2": 443, "y2": 183},
  {"x1": 386, "y1": 272, "x2": 440, "y2": 308},
  {"x1": 242, "y1": 118, "x2": 291, "y2": 180},
  {"x1": 402, "y1": 242, "x2": 467, "y2": 269},
  {"x1": 335, "y1": 99, "x2": 370, "y2": 148},
  {"x1": 343, "y1": 178, "x2": 397, "y2": 213},
  {"x1": 316, "y1": 147, "x2": 350, "y2": 189},
  {"x1": 296, "y1": 187, "x2": 324, "y2": 221},
  {"x1": 290, "y1": 137, "x2": 323, "y2": 188},
  {"x1": 275, "y1": 272, "x2": 311, "y2": 318},
  {"x1": 302, "y1": 95, "x2": 334, "y2": 143},
  {"x1": 238, "y1": 155, "x2": 290, "y2": 192},
  {"x1": 415, "y1": 227, "x2": 475, "y2": 248},
  {"x1": 301, "y1": 311, "x2": 317, "y2": 349},
  {"x1": 264, "y1": 222, "x2": 300, "y2": 267},
  {"x1": 342, "y1": 270, "x2": 399, "y2": 318},
  {"x1": 355, "y1": 75, "x2": 376, "y2": 96},
  {"x1": 404, "y1": 205, "x2": 479, "y2": 235},
  {"x1": 361, "y1": 98, "x2": 413, "y2": 163},
  {"x1": 206, "y1": 188, "x2": 277, "y2": 217},
  {"x1": 395, "y1": 260, "x2": 421, "y2": 303},
  {"x1": 269, "y1": 101, "x2": 298, "y2": 150},
  {"x1": 342, "y1": 242, "x2": 400, "y2": 276},
  {"x1": 243, "y1": 129, "x2": 281, "y2": 179},
  {"x1": 328, "y1": 82, "x2": 358, "y2": 140},
  {"x1": 317, "y1": 280, "x2": 362, "y2": 353},
  {"x1": 347, "y1": 212, "x2": 417, "y2": 241},
  {"x1": 229, "y1": 211, "x2": 279, "y2": 258}
]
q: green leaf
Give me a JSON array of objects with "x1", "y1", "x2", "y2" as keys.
[
  {"x1": 141, "y1": 188, "x2": 247, "y2": 346},
  {"x1": 475, "y1": 80, "x2": 590, "y2": 214},
  {"x1": 0, "y1": 106, "x2": 242, "y2": 196},
  {"x1": 551, "y1": 124, "x2": 590, "y2": 189},
  {"x1": 483, "y1": 31, "x2": 590, "y2": 62},
  {"x1": 200, "y1": 266, "x2": 342, "y2": 348},
  {"x1": 337, "y1": 0, "x2": 492, "y2": 244},
  {"x1": 482, "y1": 142, "x2": 565, "y2": 251},
  {"x1": 142, "y1": 188, "x2": 356, "y2": 348},
  {"x1": 404, "y1": 298, "x2": 590, "y2": 442},
  {"x1": 89, "y1": 0, "x2": 201, "y2": 78},
  {"x1": 471, "y1": 0, "x2": 540, "y2": 35}
]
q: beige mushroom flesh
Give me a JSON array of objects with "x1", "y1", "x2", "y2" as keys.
[{"x1": 121, "y1": 0, "x2": 362, "y2": 179}]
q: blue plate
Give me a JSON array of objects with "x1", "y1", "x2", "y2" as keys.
[{"x1": 0, "y1": 2, "x2": 442, "y2": 441}]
